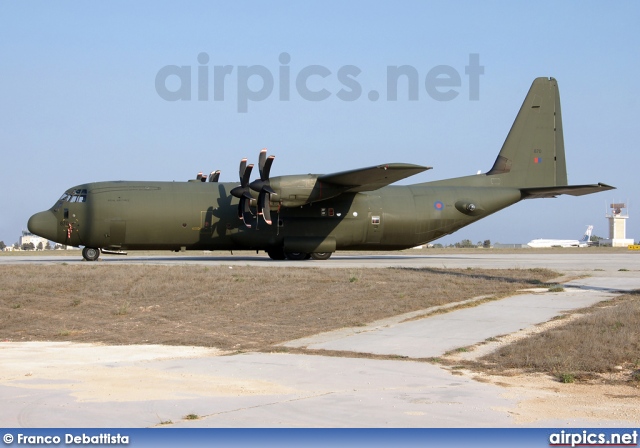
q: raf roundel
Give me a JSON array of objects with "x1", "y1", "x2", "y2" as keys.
[{"x1": 434, "y1": 201, "x2": 444, "y2": 210}]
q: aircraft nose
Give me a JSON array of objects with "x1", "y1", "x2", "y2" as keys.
[{"x1": 28, "y1": 211, "x2": 58, "y2": 241}]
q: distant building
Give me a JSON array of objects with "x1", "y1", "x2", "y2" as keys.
[
  {"x1": 493, "y1": 243, "x2": 529, "y2": 249},
  {"x1": 19, "y1": 230, "x2": 49, "y2": 250}
]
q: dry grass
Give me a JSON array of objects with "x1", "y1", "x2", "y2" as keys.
[
  {"x1": 475, "y1": 291, "x2": 640, "y2": 382},
  {"x1": 4, "y1": 263, "x2": 639, "y2": 385},
  {"x1": 1, "y1": 265, "x2": 554, "y2": 350}
]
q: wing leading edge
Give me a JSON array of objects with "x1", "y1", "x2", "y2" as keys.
[{"x1": 318, "y1": 163, "x2": 431, "y2": 192}]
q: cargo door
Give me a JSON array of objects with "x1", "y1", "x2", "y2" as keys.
[{"x1": 110, "y1": 220, "x2": 126, "y2": 246}]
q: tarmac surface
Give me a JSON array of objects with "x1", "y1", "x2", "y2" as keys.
[
  {"x1": 2, "y1": 250, "x2": 638, "y2": 273},
  {"x1": 1, "y1": 250, "x2": 639, "y2": 427}
]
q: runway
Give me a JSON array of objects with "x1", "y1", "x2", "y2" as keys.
[
  {"x1": 2, "y1": 249, "x2": 639, "y2": 273},
  {"x1": 1, "y1": 251, "x2": 639, "y2": 427}
]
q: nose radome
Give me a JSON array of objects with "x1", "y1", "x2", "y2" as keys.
[{"x1": 28, "y1": 211, "x2": 58, "y2": 241}]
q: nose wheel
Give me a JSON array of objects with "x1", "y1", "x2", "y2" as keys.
[{"x1": 82, "y1": 247, "x2": 100, "y2": 261}]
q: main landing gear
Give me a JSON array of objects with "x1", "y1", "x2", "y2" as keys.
[
  {"x1": 266, "y1": 248, "x2": 333, "y2": 261},
  {"x1": 309, "y1": 252, "x2": 332, "y2": 260}
]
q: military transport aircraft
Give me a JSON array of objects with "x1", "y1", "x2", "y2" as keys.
[{"x1": 28, "y1": 77, "x2": 614, "y2": 261}]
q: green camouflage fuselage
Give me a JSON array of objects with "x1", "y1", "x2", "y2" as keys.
[{"x1": 47, "y1": 176, "x2": 521, "y2": 253}]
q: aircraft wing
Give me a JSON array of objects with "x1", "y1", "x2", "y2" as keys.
[
  {"x1": 318, "y1": 163, "x2": 431, "y2": 192},
  {"x1": 521, "y1": 183, "x2": 615, "y2": 199}
]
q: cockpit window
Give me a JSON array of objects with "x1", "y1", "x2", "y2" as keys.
[{"x1": 58, "y1": 189, "x2": 87, "y2": 203}]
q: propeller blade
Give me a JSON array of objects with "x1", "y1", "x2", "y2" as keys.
[
  {"x1": 237, "y1": 198, "x2": 243, "y2": 219},
  {"x1": 258, "y1": 190, "x2": 272, "y2": 225},
  {"x1": 262, "y1": 155, "x2": 275, "y2": 180},
  {"x1": 208, "y1": 170, "x2": 220, "y2": 182},
  {"x1": 258, "y1": 148, "x2": 275, "y2": 181},
  {"x1": 239, "y1": 158, "x2": 247, "y2": 182},
  {"x1": 258, "y1": 149, "x2": 267, "y2": 177},
  {"x1": 231, "y1": 161, "x2": 254, "y2": 199},
  {"x1": 241, "y1": 163, "x2": 253, "y2": 187},
  {"x1": 240, "y1": 196, "x2": 253, "y2": 228}
]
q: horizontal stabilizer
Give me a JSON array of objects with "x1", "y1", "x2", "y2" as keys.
[
  {"x1": 521, "y1": 183, "x2": 615, "y2": 199},
  {"x1": 319, "y1": 163, "x2": 431, "y2": 192}
]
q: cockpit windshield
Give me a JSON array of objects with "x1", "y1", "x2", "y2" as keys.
[{"x1": 58, "y1": 189, "x2": 88, "y2": 203}]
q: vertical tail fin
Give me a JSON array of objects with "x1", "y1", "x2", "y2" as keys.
[
  {"x1": 582, "y1": 225, "x2": 593, "y2": 242},
  {"x1": 487, "y1": 77, "x2": 567, "y2": 188}
]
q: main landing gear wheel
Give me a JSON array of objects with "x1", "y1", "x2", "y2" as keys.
[
  {"x1": 82, "y1": 247, "x2": 100, "y2": 261},
  {"x1": 310, "y1": 252, "x2": 332, "y2": 260},
  {"x1": 284, "y1": 252, "x2": 308, "y2": 260}
]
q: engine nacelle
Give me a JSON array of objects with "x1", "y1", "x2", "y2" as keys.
[{"x1": 268, "y1": 175, "x2": 349, "y2": 207}]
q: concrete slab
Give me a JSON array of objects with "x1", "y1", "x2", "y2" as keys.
[
  {"x1": 284, "y1": 283, "x2": 617, "y2": 358},
  {"x1": 0, "y1": 345, "x2": 516, "y2": 427},
  {"x1": 2, "y1": 346, "x2": 630, "y2": 428},
  {"x1": 565, "y1": 276, "x2": 640, "y2": 292}
]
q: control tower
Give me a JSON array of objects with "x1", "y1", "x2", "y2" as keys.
[{"x1": 600, "y1": 203, "x2": 634, "y2": 247}]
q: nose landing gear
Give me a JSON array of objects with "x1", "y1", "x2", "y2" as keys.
[{"x1": 82, "y1": 247, "x2": 100, "y2": 261}]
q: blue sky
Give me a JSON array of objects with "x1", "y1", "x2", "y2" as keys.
[{"x1": 1, "y1": 1, "x2": 638, "y2": 246}]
